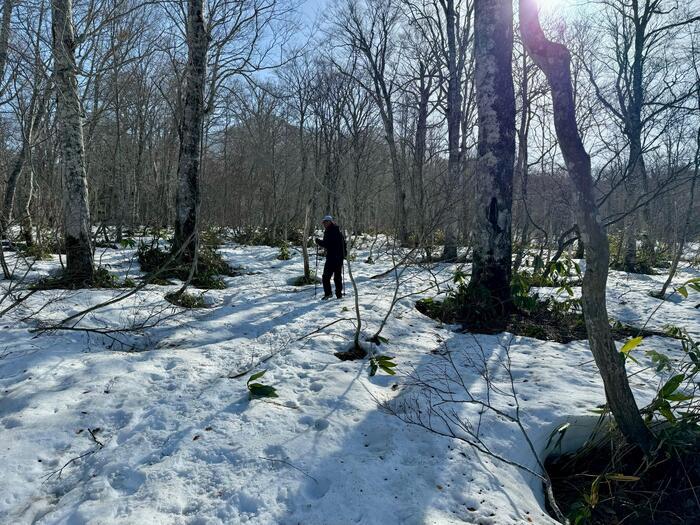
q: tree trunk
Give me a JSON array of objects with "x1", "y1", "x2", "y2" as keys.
[
  {"x1": 622, "y1": 212, "x2": 638, "y2": 270},
  {"x1": 0, "y1": 0, "x2": 12, "y2": 80},
  {"x1": 298, "y1": 111, "x2": 314, "y2": 282},
  {"x1": 173, "y1": 0, "x2": 207, "y2": 261},
  {"x1": 384, "y1": 121, "x2": 408, "y2": 245},
  {"x1": 0, "y1": 0, "x2": 13, "y2": 272},
  {"x1": 2, "y1": 87, "x2": 46, "y2": 235},
  {"x1": 2, "y1": 147, "x2": 28, "y2": 234},
  {"x1": 469, "y1": 0, "x2": 516, "y2": 314},
  {"x1": 20, "y1": 168, "x2": 35, "y2": 247},
  {"x1": 658, "y1": 126, "x2": 700, "y2": 298},
  {"x1": 513, "y1": 52, "x2": 532, "y2": 273},
  {"x1": 574, "y1": 226, "x2": 585, "y2": 259},
  {"x1": 302, "y1": 203, "x2": 312, "y2": 280},
  {"x1": 442, "y1": 0, "x2": 462, "y2": 262},
  {"x1": 411, "y1": 63, "x2": 430, "y2": 247},
  {"x1": 52, "y1": 0, "x2": 94, "y2": 284},
  {"x1": 519, "y1": 0, "x2": 655, "y2": 454}
]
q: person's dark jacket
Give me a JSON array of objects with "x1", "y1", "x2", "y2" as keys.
[{"x1": 316, "y1": 224, "x2": 345, "y2": 265}]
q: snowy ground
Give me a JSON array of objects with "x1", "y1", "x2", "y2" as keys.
[{"x1": 0, "y1": 242, "x2": 698, "y2": 524}]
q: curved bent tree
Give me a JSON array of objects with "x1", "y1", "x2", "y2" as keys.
[
  {"x1": 519, "y1": 0, "x2": 655, "y2": 453},
  {"x1": 52, "y1": 0, "x2": 94, "y2": 285},
  {"x1": 469, "y1": 0, "x2": 516, "y2": 316}
]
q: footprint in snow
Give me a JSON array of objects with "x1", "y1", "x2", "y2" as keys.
[
  {"x1": 106, "y1": 465, "x2": 146, "y2": 495},
  {"x1": 163, "y1": 359, "x2": 179, "y2": 370},
  {"x1": 298, "y1": 415, "x2": 330, "y2": 431},
  {"x1": 304, "y1": 476, "x2": 331, "y2": 500},
  {"x1": 2, "y1": 417, "x2": 21, "y2": 429}
]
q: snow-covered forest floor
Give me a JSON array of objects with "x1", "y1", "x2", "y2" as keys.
[{"x1": 1, "y1": 241, "x2": 699, "y2": 524}]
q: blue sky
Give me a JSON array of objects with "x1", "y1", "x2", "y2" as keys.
[{"x1": 299, "y1": 0, "x2": 327, "y2": 21}]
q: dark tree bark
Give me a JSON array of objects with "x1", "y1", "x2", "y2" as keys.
[
  {"x1": 2, "y1": 89, "x2": 47, "y2": 235},
  {"x1": 0, "y1": 0, "x2": 13, "y2": 278},
  {"x1": 0, "y1": 0, "x2": 12, "y2": 79},
  {"x1": 442, "y1": 0, "x2": 463, "y2": 261},
  {"x1": 512, "y1": 51, "x2": 534, "y2": 273},
  {"x1": 520, "y1": 0, "x2": 655, "y2": 454},
  {"x1": 469, "y1": 0, "x2": 516, "y2": 314},
  {"x1": 173, "y1": 0, "x2": 207, "y2": 261},
  {"x1": 52, "y1": 0, "x2": 94, "y2": 284},
  {"x1": 411, "y1": 61, "x2": 431, "y2": 248}
]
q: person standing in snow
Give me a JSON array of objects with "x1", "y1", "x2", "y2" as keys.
[{"x1": 315, "y1": 215, "x2": 346, "y2": 300}]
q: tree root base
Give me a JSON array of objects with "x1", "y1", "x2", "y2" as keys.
[
  {"x1": 546, "y1": 425, "x2": 700, "y2": 524},
  {"x1": 334, "y1": 346, "x2": 367, "y2": 361}
]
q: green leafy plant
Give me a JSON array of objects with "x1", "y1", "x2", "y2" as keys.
[
  {"x1": 119, "y1": 238, "x2": 137, "y2": 249},
  {"x1": 92, "y1": 267, "x2": 121, "y2": 288},
  {"x1": 369, "y1": 355, "x2": 397, "y2": 377},
  {"x1": 277, "y1": 242, "x2": 291, "y2": 261},
  {"x1": 200, "y1": 226, "x2": 225, "y2": 247},
  {"x1": 165, "y1": 291, "x2": 206, "y2": 309},
  {"x1": 549, "y1": 274, "x2": 700, "y2": 524},
  {"x1": 137, "y1": 239, "x2": 235, "y2": 289},
  {"x1": 290, "y1": 274, "x2": 319, "y2": 286},
  {"x1": 642, "y1": 329, "x2": 699, "y2": 426},
  {"x1": 247, "y1": 370, "x2": 278, "y2": 399},
  {"x1": 675, "y1": 277, "x2": 700, "y2": 299},
  {"x1": 21, "y1": 243, "x2": 53, "y2": 260}
]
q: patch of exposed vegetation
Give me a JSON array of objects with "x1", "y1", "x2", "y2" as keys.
[
  {"x1": 415, "y1": 266, "x2": 671, "y2": 343},
  {"x1": 547, "y1": 329, "x2": 700, "y2": 524},
  {"x1": 289, "y1": 274, "x2": 320, "y2": 286},
  {"x1": 137, "y1": 239, "x2": 238, "y2": 289},
  {"x1": 165, "y1": 291, "x2": 207, "y2": 309},
  {"x1": 31, "y1": 267, "x2": 133, "y2": 290}
]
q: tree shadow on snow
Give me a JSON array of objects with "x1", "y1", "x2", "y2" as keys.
[{"x1": 276, "y1": 330, "x2": 546, "y2": 525}]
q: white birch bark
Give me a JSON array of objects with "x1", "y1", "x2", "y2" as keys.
[{"x1": 52, "y1": 0, "x2": 94, "y2": 283}]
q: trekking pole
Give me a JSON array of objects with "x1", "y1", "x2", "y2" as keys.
[
  {"x1": 314, "y1": 242, "x2": 319, "y2": 297},
  {"x1": 342, "y1": 228, "x2": 347, "y2": 298}
]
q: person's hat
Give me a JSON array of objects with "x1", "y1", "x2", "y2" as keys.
[{"x1": 321, "y1": 215, "x2": 334, "y2": 222}]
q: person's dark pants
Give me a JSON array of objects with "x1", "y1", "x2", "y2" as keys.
[{"x1": 322, "y1": 260, "x2": 343, "y2": 297}]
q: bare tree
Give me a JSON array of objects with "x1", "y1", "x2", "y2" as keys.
[
  {"x1": 280, "y1": 56, "x2": 316, "y2": 281},
  {"x1": 589, "y1": 0, "x2": 700, "y2": 270},
  {"x1": 520, "y1": 0, "x2": 655, "y2": 453},
  {"x1": 333, "y1": 0, "x2": 409, "y2": 244},
  {"x1": 657, "y1": 37, "x2": 700, "y2": 298},
  {"x1": 2, "y1": 1, "x2": 49, "y2": 240}
]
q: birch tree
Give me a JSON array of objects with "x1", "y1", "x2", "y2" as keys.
[{"x1": 52, "y1": 0, "x2": 94, "y2": 284}]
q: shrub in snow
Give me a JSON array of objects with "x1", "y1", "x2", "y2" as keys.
[
  {"x1": 137, "y1": 239, "x2": 235, "y2": 290},
  {"x1": 165, "y1": 291, "x2": 207, "y2": 309},
  {"x1": 277, "y1": 242, "x2": 291, "y2": 261}
]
